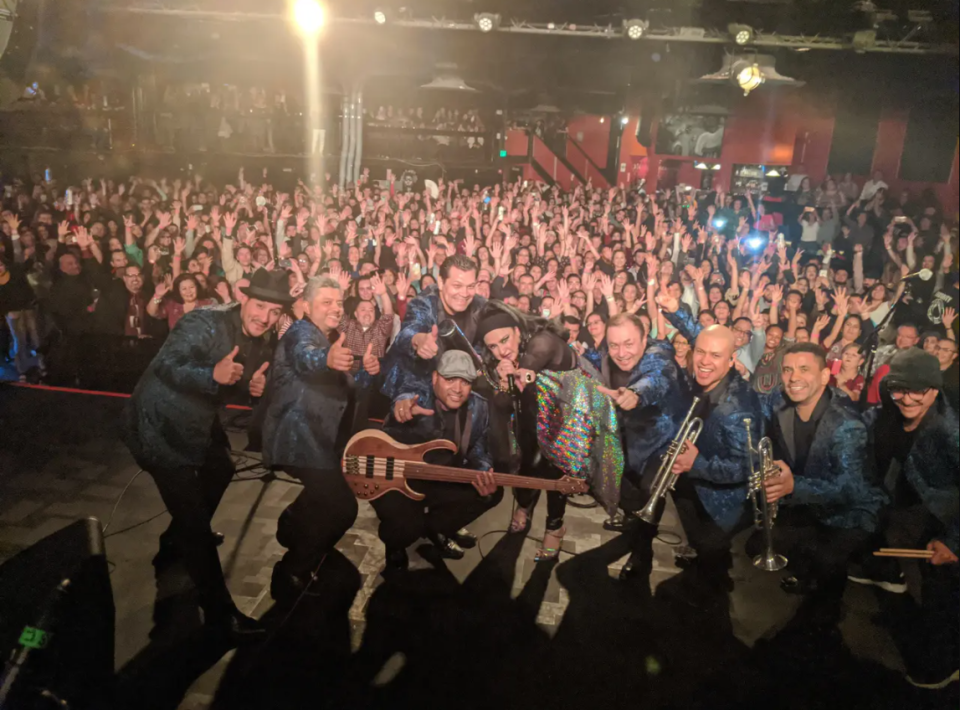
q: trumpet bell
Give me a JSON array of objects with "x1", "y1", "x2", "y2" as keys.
[{"x1": 753, "y1": 552, "x2": 788, "y2": 572}]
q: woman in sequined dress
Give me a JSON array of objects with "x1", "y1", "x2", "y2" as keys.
[{"x1": 477, "y1": 302, "x2": 623, "y2": 562}]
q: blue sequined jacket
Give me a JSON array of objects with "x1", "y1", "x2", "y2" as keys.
[
  {"x1": 382, "y1": 392, "x2": 493, "y2": 472},
  {"x1": 120, "y1": 304, "x2": 267, "y2": 470},
  {"x1": 764, "y1": 388, "x2": 885, "y2": 533},
  {"x1": 381, "y1": 286, "x2": 486, "y2": 403},
  {"x1": 666, "y1": 304, "x2": 763, "y2": 530},
  {"x1": 261, "y1": 318, "x2": 354, "y2": 471},
  {"x1": 865, "y1": 399, "x2": 960, "y2": 553},
  {"x1": 598, "y1": 340, "x2": 692, "y2": 476}
]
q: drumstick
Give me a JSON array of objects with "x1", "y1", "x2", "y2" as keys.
[{"x1": 873, "y1": 548, "x2": 934, "y2": 559}]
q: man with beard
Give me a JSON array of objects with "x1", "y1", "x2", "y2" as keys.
[
  {"x1": 121, "y1": 269, "x2": 291, "y2": 643},
  {"x1": 862, "y1": 350, "x2": 959, "y2": 689},
  {"x1": 760, "y1": 343, "x2": 884, "y2": 630},
  {"x1": 655, "y1": 290, "x2": 764, "y2": 601},
  {"x1": 375, "y1": 351, "x2": 501, "y2": 572},
  {"x1": 260, "y1": 276, "x2": 360, "y2": 605},
  {"x1": 594, "y1": 313, "x2": 691, "y2": 586}
]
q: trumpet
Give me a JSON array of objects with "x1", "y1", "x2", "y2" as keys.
[
  {"x1": 638, "y1": 398, "x2": 704, "y2": 525},
  {"x1": 744, "y1": 419, "x2": 787, "y2": 572}
]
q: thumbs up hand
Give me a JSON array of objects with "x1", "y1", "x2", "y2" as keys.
[
  {"x1": 327, "y1": 335, "x2": 355, "y2": 372},
  {"x1": 362, "y1": 343, "x2": 380, "y2": 376},
  {"x1": 412, "y1": 324, "x2": 440, "y2": 360},
  {"x1": 249, "y1": 361, "x2": 270, "y2": 398},
  {"x1": 214, "y1": 346, "x2": 244, "y2": 386}
]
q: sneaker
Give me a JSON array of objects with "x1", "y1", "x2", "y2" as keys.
[
  {"x1": 906, "y1": 668, "x2": 959, "y2": 690},
  {"x1": 847, "y1": 561, "x2": 907, "y2": 594}
]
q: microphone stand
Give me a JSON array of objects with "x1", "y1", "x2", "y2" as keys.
[{"x1": 859, "y1": 281, "x2": 912, "y2": 412}]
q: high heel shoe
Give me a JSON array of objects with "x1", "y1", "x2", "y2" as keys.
[{"x1": 535, "y1": 526, "x2": 566, "y2": 562}]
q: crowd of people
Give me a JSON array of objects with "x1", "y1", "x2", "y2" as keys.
[{"x1": 1, "y1": 164, "x2": 957, "y2": 687}]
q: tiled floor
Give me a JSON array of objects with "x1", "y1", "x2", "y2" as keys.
[{"x1": 0, "y1": 386, "x2": 949, "y2": 710}]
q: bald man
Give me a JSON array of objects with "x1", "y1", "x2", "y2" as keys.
[{"x1": 656, "y1": 292, "x2": 764, "y2": 601}]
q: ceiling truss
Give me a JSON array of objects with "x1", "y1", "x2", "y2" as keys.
[{"x1": 94, "y1": 4, "x2": 959, "y2": 56}]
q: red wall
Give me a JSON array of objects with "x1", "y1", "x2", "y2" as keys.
[
  {"x1": 581, "y1": 91, "x2": 959, "y2": 217},
  {"x1": 505, "y1": 128, "x2": 530, "y2": 157},
  {"x1": 567, "y1": 115, "x2": 611, "y2": 168},
  {"x1": 531, "y1": 135, "x2": 581, "y2": 191}
]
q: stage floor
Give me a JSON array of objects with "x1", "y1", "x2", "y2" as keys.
[{"x1": 0, "y1": 385, "x2": 953, "y2": 710}]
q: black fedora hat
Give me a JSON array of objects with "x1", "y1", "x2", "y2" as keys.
[{"x1": 240, "y1": 268, "x2": 296, "y2": 305}]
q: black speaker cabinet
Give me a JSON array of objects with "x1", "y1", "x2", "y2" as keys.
[{"x1": 0, "y1": 518, "x2": 115, "y2": 709}]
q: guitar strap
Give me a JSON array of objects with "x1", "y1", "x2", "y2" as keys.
[{"x1": 453, "y1": 406, "x2": 474, "y2": 468}]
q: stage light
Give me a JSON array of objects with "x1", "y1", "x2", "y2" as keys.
[
  {"x1": 475, "y1": 13, "x2": 501, "y2": 33},
  {"x1": 292, "y1": 0, "x2": 324, "y2": 34},
  {"x1": 374, "y1": 9, "x2": 386, "y2": 24},
  {"x1": 733, "y1": 62, "x2": 764, "y2": 96},
  {"x1": 729, "y1": 24, "x2": 754, "y2": 46},
  {"x1": 623, "y1": 19, "x2": 649, "y2": 40}
]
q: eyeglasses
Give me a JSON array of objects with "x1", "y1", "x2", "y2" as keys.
[
  {"x1": 733, "y1": 328, "x2": 753, "y2": 337},
  {"x1": 889, "y1": 387, "x2": 931, "y2": 403}
]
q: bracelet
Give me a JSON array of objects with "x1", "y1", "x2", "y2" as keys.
[
  {"x1": 152, "y1": 297, "x2": 162, "y2": 305},
  {"x1": 647, "y1": 279, "x2": 657, "y2": 286}
]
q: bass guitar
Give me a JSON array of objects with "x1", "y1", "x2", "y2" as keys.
[{"x1": 342, "y1": 430, "x2": 588, "y2": 501}]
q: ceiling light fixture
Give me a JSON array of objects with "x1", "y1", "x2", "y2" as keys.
[
  {"x1": 374, "y1": 9, "x2": 386, "y2": 25},
  {"x1": 623, "y1": 19, "x2": 649, "y2": 40},
  {"x1": 728, "y1": 23, "x2": 755, "y2": 46},
  {"x1": 734, "y1": 62, "x2": 764, "y2": 95},
  {"x1": 475, "y1": 13, "x2": 501, "y2": 33}
]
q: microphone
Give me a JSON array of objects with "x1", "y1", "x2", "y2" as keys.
[
  {"x1": 902, "y1": 268, "x2": 934, "y2": 282},
  {"x1": 437, "y1": 319, "x2": 484, "y2": 370}
]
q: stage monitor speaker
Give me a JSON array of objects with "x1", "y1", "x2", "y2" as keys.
[{"x1": 0, "y1": 518, "x2": 115, "y2": 710}]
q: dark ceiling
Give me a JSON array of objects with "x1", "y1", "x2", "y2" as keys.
[{"x1": 27, "y1": 0, "x2": 960, "y2": 113}]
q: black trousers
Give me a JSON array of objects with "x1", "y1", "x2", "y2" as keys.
[
  {"x1": 513, "y1": 460, "x2": 567, "y2": 531},
  {"x1": 748, "y1": 507, "x2": 870, "y2": 624},
  {"x1": 883, "y1": 503, "x2": 960, "y2": 678},
  {"x1": 276, "y1": 467, "x2": 359, "y2": 578},
  {"x1": 141, "y1": 444, "x2": 236, "y2": 615},
  {"x1": 671, "y1": 474, "x2": 752, "y2": 581},
  {"x1": 371, "y1": 480, "x2": 504, "y2": 551}
]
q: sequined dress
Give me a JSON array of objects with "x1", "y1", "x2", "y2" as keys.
[{"x1": 516, "y1": 330, "x2": 624, "y2": 515}]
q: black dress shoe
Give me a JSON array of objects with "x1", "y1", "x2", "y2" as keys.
[
  {"x1": 382, "y1": 548, "x2": 409, "y2": 576},
  {"x1": 429, "y1": 533, "x2": 465, "y2": 560},
  {"x1": 204, "y1": 608, "x2": 267, "y2": 644},
  {"x1": 449, "y1": 528, "x2": 477, "y2": 549},
  {"x1": 603, "y1": 511, "x2": 641, "y2": 533},
  {"x1": 781, "y1": 576, "x2": 819, "y2": 595},
  {"x1": 618, "y1": 554, "x2": 652, "y2": 583}
]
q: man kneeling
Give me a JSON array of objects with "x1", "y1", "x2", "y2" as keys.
[{"x1": 375, "y1": 351, "x2": 502, "y2": 573}]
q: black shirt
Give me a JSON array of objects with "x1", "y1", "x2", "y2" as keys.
[
  {"x1": 693, "y1": 371, "x2": 733, "y2": 422},
  {"x1": 610, "y1": 363, "x2": 632, "y2": 391},
  {"x1": 792, "y1": 389, "x2": 832, "y2": 477},
  {"x1": 874, "y1": 413, "x2": 920, "y2": 508}
]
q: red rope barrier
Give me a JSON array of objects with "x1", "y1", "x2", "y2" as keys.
[
  {"x1": 2, "y1": 381, "x2": 385, "y2": 421},
  {"x1": 3, "y1": 381, "x2": 253, "y2": 411}
]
